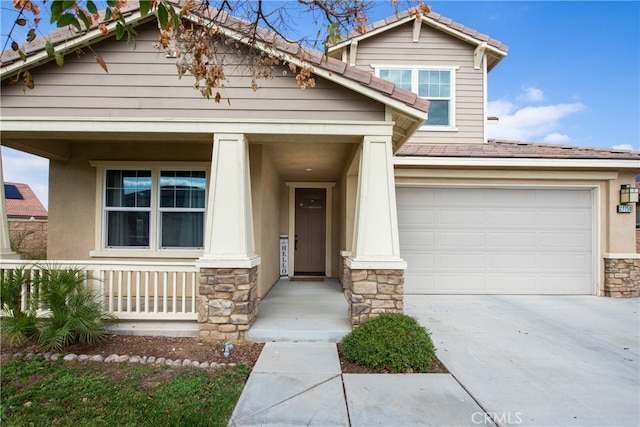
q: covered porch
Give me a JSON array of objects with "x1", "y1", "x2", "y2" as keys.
[{"x1": 0, "y1": 119, "x2": 409, "y2": 340}]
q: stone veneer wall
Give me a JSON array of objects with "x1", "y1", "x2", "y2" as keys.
[
  {"x1": 636, "y1": 229, "x2": 640, "y2": 253},
  {"x1": 197, "y1": 267, "x2": 258, "y2": 340},
  {"x1": 345, "y1": 268, "x2": 404, "y2": 326},
  {"x1": 604, "y1": 258, "x2": 640, "y2": 298}
]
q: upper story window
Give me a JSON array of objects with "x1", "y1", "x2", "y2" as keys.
[
  {"x1": 103, "y1": 168, "x2": 206, "y2": 250},
  {"x1": 377, "y1": 66, "x2": 457, "y2": 129}
]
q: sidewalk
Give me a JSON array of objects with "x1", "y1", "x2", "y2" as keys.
[{"x1": 228, "y1": 342, "x2": 490, "y2": 427}]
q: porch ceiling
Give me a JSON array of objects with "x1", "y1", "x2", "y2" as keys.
[{"x1": 259, "y1": 140, "x2": 357, "y2": 182}]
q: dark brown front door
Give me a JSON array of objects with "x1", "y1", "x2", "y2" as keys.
[{"x1": 294, "y1": 188, "x2": 326, "y2": 275}]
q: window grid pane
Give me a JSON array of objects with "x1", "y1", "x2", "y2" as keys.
[
  {"x1": 161, "y1": 212, "x2": 204, "y2": 248},
  {"x1": 106, "y1": 211, "x2": 150, "y2": 247},
  {"x1": 105, "y1": 170, "x2": 151, "y2": 208},
  {"x1": 380, "y1": 69, "x2": 412, "y2": 91},
  {"x1": 160, "y1": 171, "x2": 206, "y2": 209}
]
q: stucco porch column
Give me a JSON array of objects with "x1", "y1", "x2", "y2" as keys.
[
  {"x1": 196, "y1": 133, "x2": 260, "y2": 339},
  {"x1": 346, "y1": 135, "x2": 405, "y2": 326},
  {"x1": 0, "y1": 147, "x2": 20, "y2": 259}
]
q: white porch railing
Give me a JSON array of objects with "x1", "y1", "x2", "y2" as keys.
[{"x1": 0, "y1": 260, "x2": 199, "y2": 321}]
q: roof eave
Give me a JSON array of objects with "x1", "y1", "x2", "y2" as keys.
[{"x1": 394, "y1": 156, "x2": 640, "y2": 170}]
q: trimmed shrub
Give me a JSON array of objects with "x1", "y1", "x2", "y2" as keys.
[{"x1": 341, "y1": 313, "x2": 436, "y2": 373}]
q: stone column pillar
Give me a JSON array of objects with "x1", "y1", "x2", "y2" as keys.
[
  {"x1": 346, "y1": 135, "x2": 406, "y2": 327},
  {"x1": 604, "y1": 256, "x2": 640, "y2": 297},
  {"x1": 196, "y1": 133, "x2": 260, "y2": 339},
  {"x1": 0, "y1": 147, "x2": 20, "y2": 260}
]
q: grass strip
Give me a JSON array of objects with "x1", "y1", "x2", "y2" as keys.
[{"x1": 1, "y1": 359, "x2": 249, "y2": 427}]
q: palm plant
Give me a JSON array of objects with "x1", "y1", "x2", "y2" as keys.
[
  {"x1": 0, "y1": 267, "x2": 37, "y2": 345},
  {"x1": 33, "y1": 266, "x2": 117, "y2": 351}
]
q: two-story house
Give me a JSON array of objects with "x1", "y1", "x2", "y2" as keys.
[{"x1": 1, "y1": 1, "x2": 638, "y2": 339}]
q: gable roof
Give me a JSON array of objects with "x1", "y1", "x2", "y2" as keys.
[
  {"x1": 4, "y1": 182, "x2": 48, "y2": 219},
  {"x1": 0, "y1": 0, "x2": 428, "y2": 118},
  {"x1": 328, "y1": 8, "x2": 508, "y2": 71},
  {"x1": 397, "y1": 139, "x2": 640, "y2": 161}
]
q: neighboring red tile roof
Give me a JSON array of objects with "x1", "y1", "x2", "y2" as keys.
[
  {"x1": 334, "y1": 8, "x2": 509, "y2": 54},
  {"x1": 397, "y1": 140, "x2": 640, "y2": 160},
  {"x1": 4, "y1": 182, "x2": 48, "y2": 219}
]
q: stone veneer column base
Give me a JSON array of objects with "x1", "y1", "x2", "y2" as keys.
[
  {"x1": 197, "y1": 267, "x2": 258, "y2": 340},
  {"x1": 604, "y1": 258, "x2": 640, "y2": 298},
  {"x1": 346, "y1": 268, "x2": 404, "y2": 327}
]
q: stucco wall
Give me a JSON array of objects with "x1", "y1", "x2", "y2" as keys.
[
  {"x1": 48, "y1": 141, "x2": 212, "y2": 260},
  {"x1": 250, "y1": 145, "x2": 282, "y2": 298},
  {"x1": 8, "y1": 219, "x2": 47, "y2": 259}
]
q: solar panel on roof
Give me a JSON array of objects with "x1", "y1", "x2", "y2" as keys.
[{"x1": 4, "y1": 184, "x2": 23, "y2": 200}]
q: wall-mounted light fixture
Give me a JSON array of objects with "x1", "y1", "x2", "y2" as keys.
[{"x1": 620, "y1": 184, "x2": 639, "y2": 204}]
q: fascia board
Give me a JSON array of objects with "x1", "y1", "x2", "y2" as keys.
[
  {"x1": 328, "y1": 15, "x2": 507, "y2": 59},
  {"x1": 394, "y1": 156, "x2": 640, "y2": 170},
  {"x1": 0, "y1": 117, "x2": 394, "y2": 136},
  {"x1": 328, "y1": 16, "x2": 414, "y2": 52}
]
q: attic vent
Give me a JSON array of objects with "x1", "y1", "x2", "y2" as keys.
[{"x1": 4, "y1": 184, "x2": 23, "y2": 200}]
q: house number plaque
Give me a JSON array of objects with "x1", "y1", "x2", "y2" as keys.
[{"x1": 617, "y1": 205, "x2": 633, "y2": 213}]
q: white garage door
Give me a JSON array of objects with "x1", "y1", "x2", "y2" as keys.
[{"x1": 397, "y1": 187, "x2": 593, "y2": 294}]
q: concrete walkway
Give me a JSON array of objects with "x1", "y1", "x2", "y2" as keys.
[
  {"x1": 246, "y1": 279, "x2": 351, "y2": 342},
  {"x1": 228, "y1": 342, "x2": 489, "y2": 427}
]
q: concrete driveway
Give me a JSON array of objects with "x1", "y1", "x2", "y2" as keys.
[{"x1": 406, "y1": 295, "x2": 640, "y2": 427}]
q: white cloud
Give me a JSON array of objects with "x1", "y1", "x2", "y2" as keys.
[
  {"x1": 487, "y1": 99, "x2": 516, "y2": 117},
  {"x1": 612, "y1": 144, "x2": 633, "y2": 151},
  {"x1": 1, "y1": 147, "x2": 49, "y2": 209},
  {"x1": 487, "y1": 101, "x2": 585, "y2": 142},
  {"x1": 488, "y1": 86, "x2": 586, "y2": 143},
  {"x1": 543, "y1": 133, "x2": 571, "y2": 143},
  {"x1": 518, "y1": 87, "x2": 545, "y2": 103}
]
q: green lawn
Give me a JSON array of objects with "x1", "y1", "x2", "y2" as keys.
[{"x1": 0, "y1": 358, "x2": 249, "y2": 427}]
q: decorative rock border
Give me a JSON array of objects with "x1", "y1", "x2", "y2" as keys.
[{"x1": 0, "y1": 351, "x2": 237, "y2": 369}]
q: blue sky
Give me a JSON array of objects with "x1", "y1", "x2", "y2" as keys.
[{"x1": 1, "y1": 1, "x2": 639, "y2": 208}]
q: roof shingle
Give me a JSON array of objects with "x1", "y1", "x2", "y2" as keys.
[
  {"x1": 4, "y1": 182, "x2": 48, "y2": 219},
  {"x1": 397, "y1": 140, "x2": 640, "y2": 160}
]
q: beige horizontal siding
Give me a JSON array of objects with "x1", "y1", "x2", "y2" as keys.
[
  {"x1": 353, "y1": 22, "x2": 486, "y2": 144},
  {"x1": 1, "y1": 22, "x2": 384, "y2": 122}
]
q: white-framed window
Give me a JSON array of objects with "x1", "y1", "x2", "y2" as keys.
[
  {"x1": 376, "y1": 66, "x2": 457, "y2": 129},
  {"x1": 97, "y1": 165, "x2": 207, "y2": 252}
]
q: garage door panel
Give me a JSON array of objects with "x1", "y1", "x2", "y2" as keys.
[
  {"x1": 538, "y1": 276, "x2": 592, "y2": 293},
  {"x1": 540, "y1": 231, "x2": 591, "y2": 248},
  {"x1": 397, "y1": 208, "x2": 435, "y2": 226},
  {"x1": 489, "y1": 232, "x2": 537, "y2": 248},
  {"x1": 436, "y1": 231, "x2": 485, "y2": 248},
  {"x1": 538, "y1": 210, "x2": 591, "y2": 227},
  {"x1": 438, "y1": 188, "x2": 486, "y2": 203},
  {"x1": 488, "y1": 210, "x2": 537, "y2": 226},
  {"x1": 438, "y1": 275, "x2": 487, "y2": 292},
  {"x1": 490, "y1": 276, "x2": 537, "y2": 292},
  {"x1": 487, "y1": 253, "x2": 537, "y2": 269},
  {"x1": 399, "y1": 230, "x2": 434, "y2": 247},
  {"x1": 403, "y1": 253, "x2": 435, "y2": 268},
  {"x1": 537, "y1": 254, "x2": 591, "y2": 270},
  {"x1": 438, "y1": 210, "x2": 486, "y2": 226},
  {"x1": 397, "y1": 187, "x2": 593, "y2": 295},
  {"x1": 488, "y1": 189, "x2": 536, "y2": 205},
  {"x1": 437, "y1": 253, "x2": 485, "y2": 269}
]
